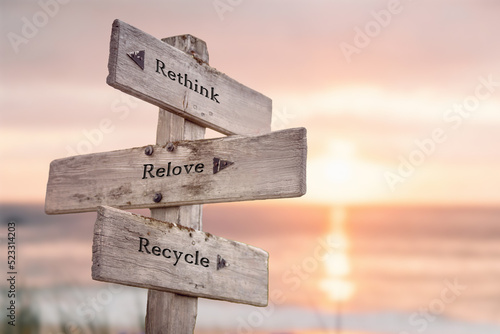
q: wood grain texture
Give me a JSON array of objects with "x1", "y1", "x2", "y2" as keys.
[
  {"x1": 45, "y1": 128, "x2": 307, "y2": 214},
  {"x1": 148, "y1": 33, "x2": 208, "y2": 331},
  {"x1": 107, "y1": 19, "x2": 271, "y2": 136},
  {"x1": 161, "y1": 35, "x2": 209, "y2": 65},
  {"x1": 92, "y1": 206, "x2": 269, "y2": 307},
  {"x1": 146, "y1": 290, "x2": 197, "y2": 333},
  {"x1": 147, "y1": 109, "x2": 203, "y2": 333}
]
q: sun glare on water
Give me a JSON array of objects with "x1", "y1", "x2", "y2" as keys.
[{"x1": 320, "y1": 206, "x2": 355, "y2": 302}]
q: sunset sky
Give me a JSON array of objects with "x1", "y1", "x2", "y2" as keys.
[
  {"x1": 2, "y1": 2, "x2": 500, "y2": 332},
  {"x1": 2, "y1": 0, "x2": 500, "y2": 206}
]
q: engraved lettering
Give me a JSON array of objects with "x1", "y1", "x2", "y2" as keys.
[
  {"x1": 166, "y1": 161, "x2": 171, "y2": 176},
  {"x1": 200, "y1": 86, "x2": 208, "y2": 98},
  {"x1": 210, "y1": 87, "x2": 220, "y2": 104},
  {"x1": 184, "y1": 164, "x2": 194, "y2": 174},
  {"x1": 154, "y1": 59, "x2": 220, "y2": 104},
  {"x1": 195, "y1": 163, "x2": 204, "y2": 173},
  {"x1": 173, "y1": 250, "x2": 183, "y2": 266},
  {"x1": 162, "y1": 248, "x2": 171, "y2": 258},
  {"x1": 142, "y1": 164, "x2": 155, "y2": 179},
  {"x1": 137, "y1": 237, "x2": 210, "y2": 268},
  {"x1": 151, "y1": 246, "x2": 161, "y2": 256},
  {"x1": 200, "y1": 257, "x2": 210, "y2": 268},
  {"x1": 156, "y1": 167, "x2": 165, "y2": 177},
  {"x1": 155, "y1": 59, "x2": 166, "y2": 76},
  {"x1": 167, "y1": 70, "x2": 175, "y2": 81},
  {"x1": 141, "y1": 162, "x2": 207, "y2": 179},
  {"x1": 138, "y1": 237, "x2": 150, "y2": 254},
  {"x1": 172, "y1": 166, "x2": 182, "y2": 175}
]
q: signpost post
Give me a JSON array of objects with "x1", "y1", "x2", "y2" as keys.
[
  {"x1": 147, "y1": 34, "x2": 207, "y2": 333},
  {"x1": 45, "y1": 20, "x2": 307, "y2": 333}
]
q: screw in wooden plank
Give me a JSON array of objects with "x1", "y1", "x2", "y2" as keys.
[
  {"x1": 166, "y1": 142, "x2": 175, "y2": 152},
  {"x1": 153, "y1": 193, "x2": 163, "y2": 203},
  {"x1": 145, "y1": 145, "x2": 154, "y2": 156}
]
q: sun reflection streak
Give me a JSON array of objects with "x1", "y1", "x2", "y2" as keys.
[{"x1": 320, "y1": 206, "x2": 355, "y2": 302}]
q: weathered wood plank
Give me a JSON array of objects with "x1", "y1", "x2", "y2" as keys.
[
  {"x1": 92, "y1": 206, "x2": 269, "y2": 307},
  {"x1": 45, "y1": 128, "x2": 307, "y2": 214},
  {"x1": 107, "y1": 19, "x2": 272, "y2": 136}
]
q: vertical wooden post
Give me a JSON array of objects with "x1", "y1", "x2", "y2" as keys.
[{"x1": 146, "y1": 35, "x2": 209, "y2": 334}]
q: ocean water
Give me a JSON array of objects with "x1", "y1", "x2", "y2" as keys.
[{"x1": 1, "y1": 203, "x2": 499, "y2": 333}]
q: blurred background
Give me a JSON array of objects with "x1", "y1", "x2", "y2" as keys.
[{"x1": 1, "y1": 0, "x2": 500, "y2": 333}]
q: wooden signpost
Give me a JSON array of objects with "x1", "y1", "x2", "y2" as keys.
[{"x1": 45, "y1": 19, "x2": 307, "y2": 333}]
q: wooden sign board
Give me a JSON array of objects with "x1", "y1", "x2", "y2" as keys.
[
  {"x1": 45, "y1": 127, "x2": 307, "y2": 214},
  {"x1": 92, "y1": 206, "x2": 268, "y2": 307},
  {"x1": 107, "y1": 19, "x2": 272, "y2": 136}
]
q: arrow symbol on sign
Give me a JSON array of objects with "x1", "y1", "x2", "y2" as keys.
[
  {"x1": 127, "y1": 50, "x2": 145, "y2": 70},
  {"x1": 217, "y1": 254, "x2": 229, "y2": 270},
  {"x1": 213, "y1": 157, "x2": 234, "y2": 174}
]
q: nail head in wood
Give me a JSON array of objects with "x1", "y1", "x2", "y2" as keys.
[
  {"x1": 145, "y1": 145, "x2": 154, "y2": 156},
  {"x1": 153, "y1": 193, "x2": 163, "y2": 203},
  {"x1": 166, "y1": 142, "x2": 175, "y2": 152}
]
